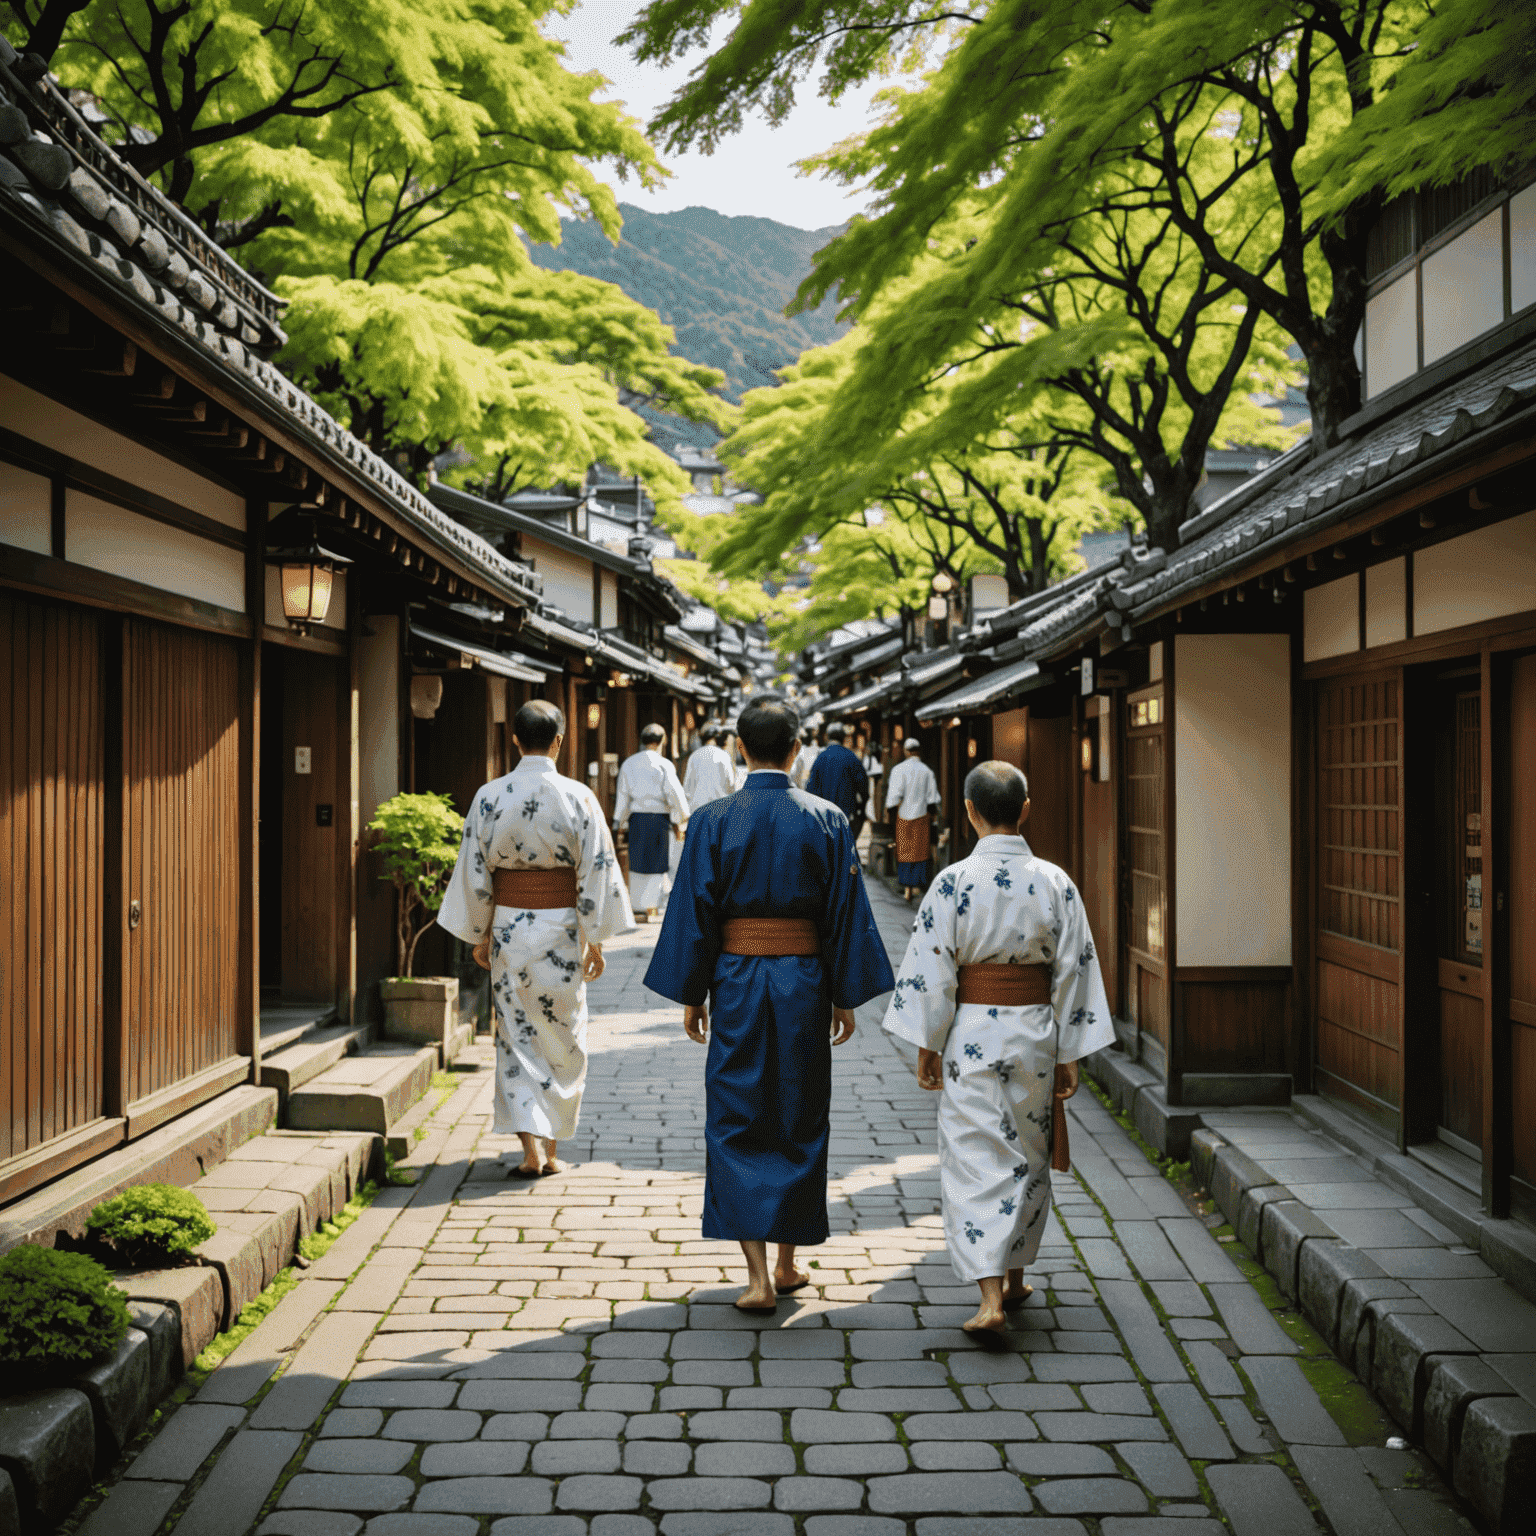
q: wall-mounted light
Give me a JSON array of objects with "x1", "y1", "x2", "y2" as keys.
[
  {"x1": 967, "y1": 738, "x2": 978, "y2": 759},
  {"x1": 586, "y1": 702, "x2": 601, "y2": 730},
  {"x1": 264, "y1": 516, "x2": 350, "y2": 634},
  {"x1": 1080, "y1": 734, "x2": 1095, "y2": 774}
]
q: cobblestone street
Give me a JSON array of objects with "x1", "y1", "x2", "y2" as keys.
[{"x1": 76, "y1": 877, "x2": 1476, "y2": 1536}]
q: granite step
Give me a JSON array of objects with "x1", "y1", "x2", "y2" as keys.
[
  {"x1": 285, "y1": 1045, "x2": 436, "y2": 1139},
  {"x1": 260, "y1": 1024, "x2": 368, "y2": 1105}
]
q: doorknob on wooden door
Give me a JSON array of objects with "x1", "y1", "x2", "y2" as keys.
[{"x1": 128, "y1": 899, "x2": 142, "y2": 930}]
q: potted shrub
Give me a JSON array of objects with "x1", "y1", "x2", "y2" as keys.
[
  {"x1": 369, "y1": 791, "x2": 463, "y2": 1051},
  {"x1": 0, "y1": 1245, "x2": 131, "y2": 1382},
  {"x1": 86, "y1": 1184, "x2": 216, "y2": 1268}
]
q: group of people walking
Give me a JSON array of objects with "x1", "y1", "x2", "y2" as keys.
[{"x1": 439, "y1": 693, "x2": 1111, "y2": 1335}]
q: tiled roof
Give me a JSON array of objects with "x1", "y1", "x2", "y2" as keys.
[{"x1": 0, "y1": 40, "x2": 540, "y2": 608}]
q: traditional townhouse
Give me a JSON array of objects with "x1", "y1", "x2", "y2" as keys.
[{"x1": 0, "y1": 48, "x2": 552, "y2": 1221}]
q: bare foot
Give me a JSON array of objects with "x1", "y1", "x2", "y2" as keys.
[
  {"x1": 963, "y1": 1300, "x2": 1008, "y2": 1333},
  {"x1": 735, "y1": 1279, "x2": 778, "y2": 1313},
  {"x1": 1002, "y1": 1280, "x2": 1034, "y2": 1311},
  {"x1": 540, "y1": 1157, "x2": 562, "y2": 1176},
  {"x1": 774, "y1": 1265, "x2": 813, "y2": 1294}
]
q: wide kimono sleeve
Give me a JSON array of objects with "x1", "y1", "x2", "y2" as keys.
[
  {"x1": 643, "y1": 816, "x2": 721, "y2": 1005},
  {"x1": 880, "y1": 868, "x2": 959, "y2": 1052},
  {"x1": 612, "y1": 759, "x2": 634, "y2": 828},
  {"x1": 574, "y1": 788, "x2": 635, "y2": 946},
  {"x1": 819, "y1": 816, "x2": 896, "y2": 1009},
  {"x1": 683, "y1": 751, "x2": 702, "y2": 804},
  {"x1": 1050, "y1": 871, "x2": 1116, "y2": 1064},
  {"x1": 437, "y1": 789, "x2": 497, "y2": 946}
]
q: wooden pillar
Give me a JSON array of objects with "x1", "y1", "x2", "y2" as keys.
[
  {"x1": 1164, "y1": 639, "x2": 1182, "y2": 1106},
  {"x1": 1483, "y1": 644, "x2": 1509, "y2": 1215},
  {"x1": 239, "y1": 500, "x2": 265, "y2": 1074},
  {"x1": 336, "y1": 575, "x2": 359, "y2": 1026}
]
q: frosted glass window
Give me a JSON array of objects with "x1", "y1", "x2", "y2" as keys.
[
  {"x1": 1422, "y1": 209, "x2": 1504, "y2": 364},
  {"x1": 1364, "y1": 557, "x2": 1407, "y2": 649},
  {"x1": 1511, "y1": 183, "x2": 1536, "y2": 314},
  {"x1": 0, "y1": 460, "x2": 52, "y2": 554},
  {"x1": 1304, "y1": 575, "x2": 1359, "y2": 662},
  {"x1": 1365, "y1": 274, "x2": 1417, "y2": 398}
]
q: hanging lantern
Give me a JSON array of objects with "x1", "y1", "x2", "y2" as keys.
[{"x1": 264, "y1": 516, "x2": 349, "y2": 635}]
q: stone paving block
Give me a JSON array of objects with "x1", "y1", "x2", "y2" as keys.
[
  {"x1": 551, "y1": 1410, "x2": 629, "y2": 1439},
  {"x1": 1033, "y1": 1479, "x2": 1150, "y2": 1514},
  {"x1": 911, "y1": 1443, "x2": 1001, "y2": 1469},
  {"x1": 1369, "y1": 1309, "x2": 1479, "y2": 1434},
  {"x1": 624, "y1": 1413, "x2": 685, "y2": 1439},
  {"x1": 1033, "y1": 1357, "x2": 1137, "y2": 1383},
  {"x1": 1007, "y1": 1444, "x2": 1117, "y2": 1476},
  {"x1": 482, "y1": 1412, "x2": 550, "y2": 1441},
  {"x1": 648, "y1": 1477, "x2": 773, "y2": 1510},
  {"x1": 729, "y1": 1388, "x2": 831, "y2": 1409},
  {"x1": 805, "y1": 1444, "x2": 910, "y2": 1476},
  {"x1": 1117, "y1": 1222, "x2": 1193, "y2": 1283},
  {"x1": 257, "y1": 1513, "x2": 363, "y2": 1536},
  {"x1": 660, "y1": 1387, "x2": 721, "y2": 1411},
  {"x1": 773, "y1": 1477, "x2": 865, "y2": 1510},
  {"x1": 802, "y1": 1519, "x2": 905, "y2": 1536},
  {"x1": 905, "y1": 1411, "x2": 1038, "y2": 1441},
  {"x1": 1453, "y1": 1395, "x2": 1536, "y2": 1532},
  {"x1": 489, "y1": 1517, "x2": 586, "y2": 1536},
  {"x1": 915, "y1": 1523, "x2": 1083, "y2": 1536},
  {"x1": 365, "y1": 1519, "x2": 478, "y2": 1536},
  {"x1": 251, "y1": 1311, "x2": 379, "y2": 1430},
  {"x1": 1150, "y1": 1282, "x2": 1212, "y2": 1318},
  {"x1": 1099, "y1": 1522, "x2": 1222, "y2": 1536},
  {"x1": 459, "y1": 1380, "x2": 581, "y2": 1412},
  {"x1": 420, "y1": 1442, "x2": 530, "y2": 1476},
  {"x1": 74, "y1": 1478, "x2": 180, "y2": 1536},
  {"x1": 340, "y1": 1381, "x2": 457, "y2": 1408},
  {"x1": 867, "y1": 1471, "x2": 1033, "y2": 1513},
  {"x1": 303, "y1": 1438, "x2": 415, "y2": 1473},
  {"x1": 1207, "y1": 1283, "x2": 1298, "y2": 1355},
  {"x1": 1083, "y1": 1384, "x2": 1154, "y2": 1415},
  {"x1": 533, "y1": 1438, "x2": 621, "y2": 1474},
  {"x1": 125, "y1": 1401, "x2": 245, "y2": 1481},
  {"x1": 1095, "y1": 1281, "x2": 1188, "y2": 1381},
  {"x1": 1115, "y1": 1441, "x2": 1198, "y2": 1497},
  {"x1": 1237, "y1": 1184, "x2": 1295, "y2": 1258},
  {"x1": 1290, "y1": 1445, "x2": 1406, "y2": 1536},
  {"x1": 0, "y1": 1389, "x2": 97, "y2": 1529},
  {"x1": 837, "y1": 1388, "x2": 962, "y2": 1413},
  {"x1": 851, "y1": 1360, "x2": 945, "y2": 1387},
  {"x1": 687, "y1": 1409, "x2": 787, "y2": 1441},
  {"x1": 174, "y1": 1428, "x2": 304, "y2": 1536},
  {"x1": 555, "y1": 1475, "x2": 642, "y2": 1511},
  {"x1": 1296, "y1": 1241, "x2": 1394, "y2": 1351},
  {"x1": 657, "y1": 1516, "x2": 792, "y2": 1536},
  {"x1": 696, "y1": 1443, "x2": 796, "y2": 1476},
  {"x1": 1215, "y1": 1399, "x2": 1273, "y2": 1455},
  {"x1": 674, "y1": 1330, "x2": 761, "y2": 1359},
  {"x1": 1036, "y1": 1413, "x2": 1170, "y2": 1442},
  {"x1": 413, "y1": 1477, "x2": 555, "y2": 1514},
  {"x1": 623, "y1": 1441, "x2": 692, "y2": 1474},
  {"x1": 1152, "y1": 1383, "x2": 1234, "y2": 1460},
  {"x1": 1205, "y1": 1462, "x2": 1317, "y2": 1536},
  {"x1": 278, "y1": 1475, "x2": 415, "y2": 1512},
  {"x1": 1240, "y1": 1356, "x2": 1345, "y2": 1446},
  {"x1": 1182, "y1": 1341, "x2": 1243, "y2": 1398}
]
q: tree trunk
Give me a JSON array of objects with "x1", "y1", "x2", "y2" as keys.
[{"x1": 1306, "y1": 203, "x2": 1378, "y2": 448}]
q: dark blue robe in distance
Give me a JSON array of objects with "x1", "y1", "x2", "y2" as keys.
[
  {"x1": 645, "y1": 771, "x2": 894, "y2": 1244},
  {"x1": 805, "y1": 742, "x2": 868, "y2": 838}
]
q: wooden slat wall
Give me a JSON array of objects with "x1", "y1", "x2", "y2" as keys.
[
  {"x1": 1508, "y1": 654, "x2": 1536, "y2": 1193},
  {"x1": 1126, "y1": 731, "x2": 1165, "y2": 962},
  {"x1": 1, "y1": 594, "x2": 105, "y2": 1160},
  {"x1": 124, "y1": 620, "x2": 241, "y2": 1103},
  {"x1": 1314, "y1": 675, "x2": 1402, "y2": 1120}
]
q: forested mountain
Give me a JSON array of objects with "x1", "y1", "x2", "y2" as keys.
[{"x1": 528, "y1": 204, "x2": 848, "y2": 445}]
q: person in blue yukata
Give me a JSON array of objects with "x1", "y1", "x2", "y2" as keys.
[
  {"x1": 805, "y1": 720, "x2": 869, "y2": 846},
  {"x1": 645, "y1": 692, "x2": 895, "y2": 1312}
]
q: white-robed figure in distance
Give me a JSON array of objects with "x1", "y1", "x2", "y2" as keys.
[
  {"x1": 885, "y1": 737, "x2": 940, "y2": 901},
  {"x1": 439, "y1": 700, "x2": 634, "y2": 1177},
  {"x1": 614, "y1": 724, "x2": 690, "y2": 920},
  {"x1": 883, "y1": 760, "x2": 1113, "y2": 1333},
  {"x1": 683, "y1": 721, "x2": 738, "y2": 812}
]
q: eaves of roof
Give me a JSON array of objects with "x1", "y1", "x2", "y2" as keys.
[
  {"x1": 0, "y1": 50, "x2": 540, "y2": 610},
  {"x1": 431, "y1": 483, "x2": 647, "y2": 579}
]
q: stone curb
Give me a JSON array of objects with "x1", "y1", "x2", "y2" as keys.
[
  {"x1": 1190, "y1": 1127, "x2": 1533, "y2": 1531},
  {"x1": 0, "y1": 1131, "x2": 378, "y2": 1531}
]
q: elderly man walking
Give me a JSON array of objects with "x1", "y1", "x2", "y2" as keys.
[
  {"x1": 646, "y1": 693, "x2": 894, "y2": 1311},
  {"x1": 439, "y1": 700, "x2": 634, "y2": 1177},
  {"x1": 615, "y1": 723, "x2": 690, "y2": 921},
  {"x1": 883, "y1": 760, "x2": 1112, "y2": 1333},
  {"x1": 886, "y1": 736, "x2": 940, "y2": 900},
  {"x1": 684, "y1": 721, "x2": 738, "y2": 811}
]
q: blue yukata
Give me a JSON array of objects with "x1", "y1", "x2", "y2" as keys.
[
  {"x1": 805, "y1": 741, "x2": 869, "y2": 839},
  {"x1": 645, "y1": 770, "x2": 895, "y2": 1244}
]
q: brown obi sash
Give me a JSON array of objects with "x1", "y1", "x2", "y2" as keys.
[
  {"x1": 720, "y1": 917, "x2": 820, "y2": 956},
  {"x1": 955, "y1": 961, "x2": 1052, "y2": 1008},
  {"x1": 492, "y1": 867, "x2": 578, "y2": 910}
]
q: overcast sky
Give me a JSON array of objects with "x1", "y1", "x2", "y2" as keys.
[{"x1": 549, "y1": 1, "x2": 893, "y2": 230}]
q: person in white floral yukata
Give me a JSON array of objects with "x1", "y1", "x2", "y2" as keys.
[
  {"x1": 439, "y1": 700, "x2": 634, "y2": 1177},
  {"x1": 882, "y1": 760, "x2": 1113, "y2": 1333}
]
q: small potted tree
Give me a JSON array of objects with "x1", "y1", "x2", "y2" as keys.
[{"x1": 369, "y1": 791, "x2": 464, "y2": 1056}]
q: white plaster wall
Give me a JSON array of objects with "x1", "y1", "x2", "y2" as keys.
[
  {"x1": 67, "y1": 491, "x2": 246, "y2": 611},
  {"x1": 0, "y1": 375, "x2": 245, "y2": 529},
  {"x1": 0, "y1": 459, "x2": 51, "y2": 553},
  {"x1": 1365, "y1": 557, "x2": 1407, "y2": 649},
  {"x1": 1414, "y1": 511, "x2": 1536, "y2": 634},
  {"x1": 600, "y1": 568, "x2": 618, "y2": 630},
  {"x1": 1174, "y1": 633, "x2": 1292, "y2": 967},
  {"x1": 1303, "y1": 574, "x2": 1358, "y2": 662},
  {"x1": 358, "y1": 614, "x2": 400, "y2": 826},
  {"x1": 525, "y1": 535, "x2": 592, "y2": 623}
]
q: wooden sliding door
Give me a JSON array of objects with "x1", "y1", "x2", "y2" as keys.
[
  {"x1": 1507, "y1": 653, "x2": 1536, "y2": 1217},
  {"x1": 1313, "y1": 673, "x2": 1403, "y2": 1128}
]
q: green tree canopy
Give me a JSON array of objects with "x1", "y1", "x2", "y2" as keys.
[{"x1": 10, "y1": 0, "x2": 733, "y2": 498}]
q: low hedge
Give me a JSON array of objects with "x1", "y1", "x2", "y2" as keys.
[
  {"x1": 86, "y1": 1183, "x2": 216, "y2": 1266},
  {"x1": 0, "y1": 1245, "x2": 131, "y2": 1374}
]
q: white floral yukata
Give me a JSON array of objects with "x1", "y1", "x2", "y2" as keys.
[
  {"x1": 438, "y1": 755, "x2": 634, "y2": 1141},
  {"x1": 882, "y1": 834, "x2": 1114, "y2": 1281}
]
